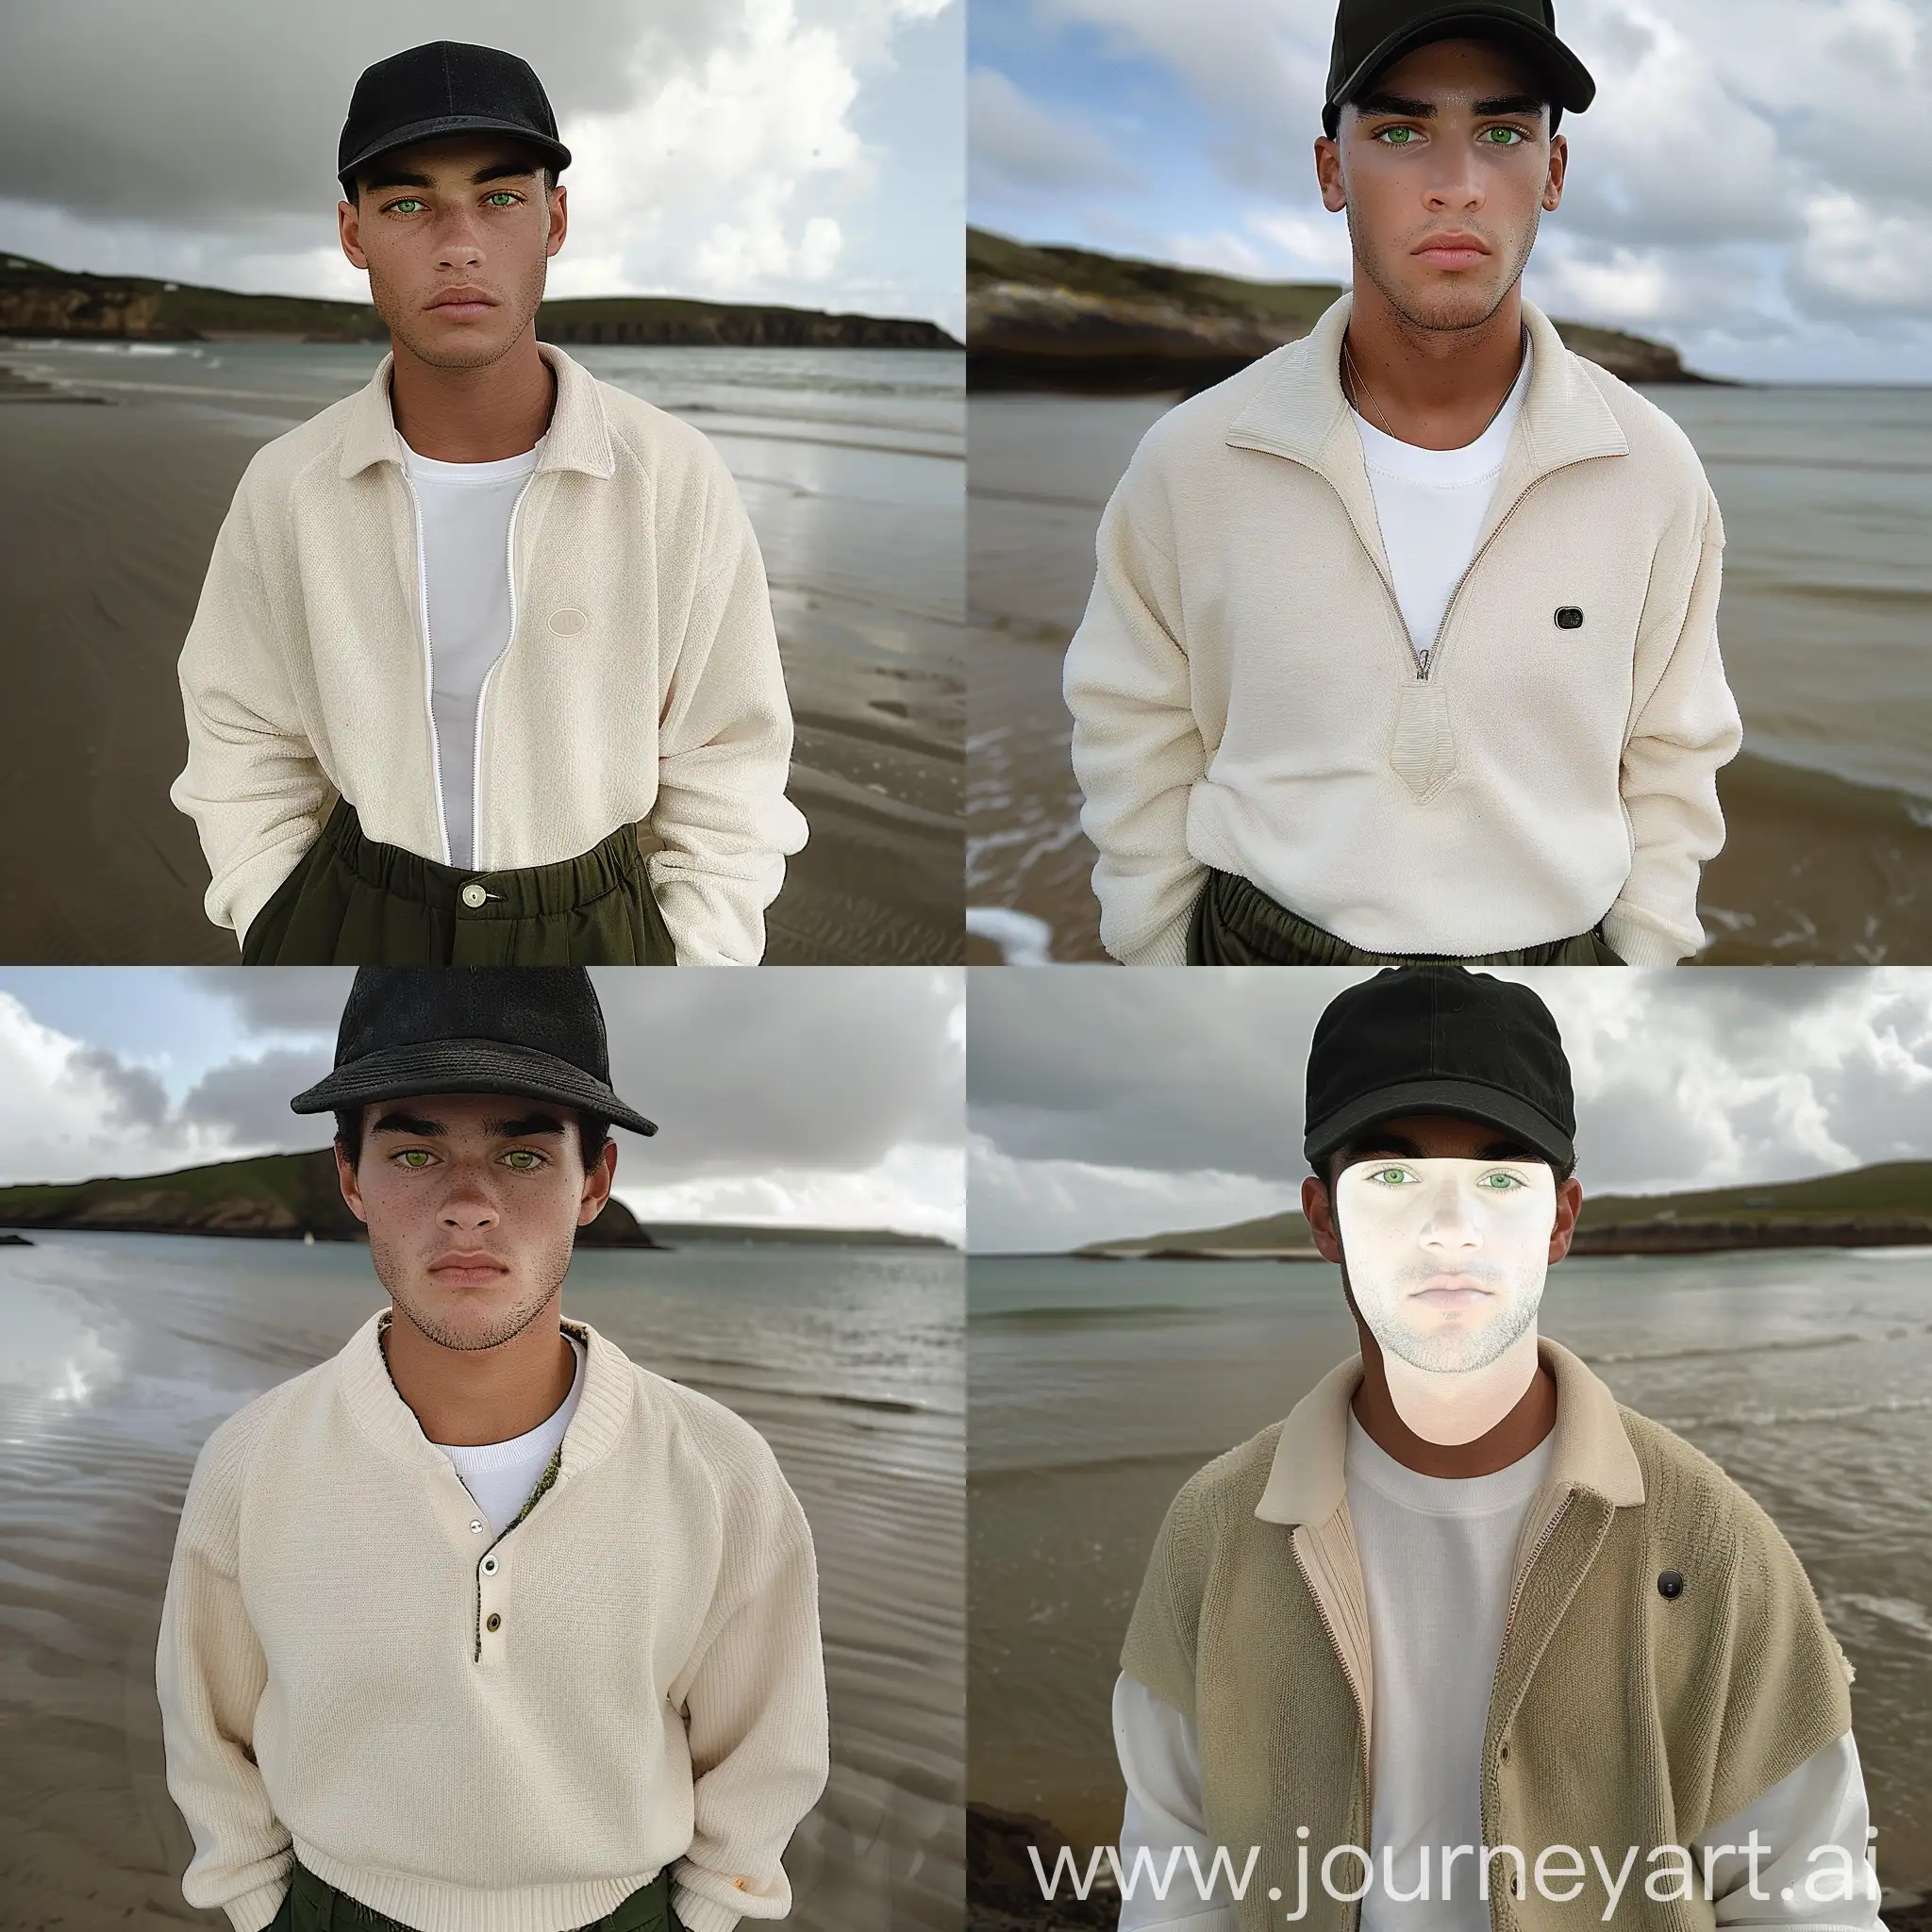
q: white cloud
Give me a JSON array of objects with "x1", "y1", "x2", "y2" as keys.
[{"x1": 968, "y1": 67, "x2": 1141, "y2": 199}]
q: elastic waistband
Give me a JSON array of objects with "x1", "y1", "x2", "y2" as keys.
[{"x1": 315, "y1": 796, "x2": 645, "y2": 919}]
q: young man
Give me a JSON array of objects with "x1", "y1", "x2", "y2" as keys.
[
  {"x1": 170, "y1": 42, "x2": 808, "y2": 967},
  {"x1": 1114, "y1": 968, "x2": 1881, "y2": 1929},
  {"x1": 157, "y1": 968, "x2": 829, "y2": 1932},
  {"x1": 1063, "y1": 0, "x2": 1742, "y2": 968}
]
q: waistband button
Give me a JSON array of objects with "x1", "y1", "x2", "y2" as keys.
[{"x1": 460, "y1": 881, "x2": 488, "y2": 909}]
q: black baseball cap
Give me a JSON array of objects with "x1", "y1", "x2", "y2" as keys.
[
  {"x1": 339, "y1": 42, "x2": 571, "y2": 198},
  {"x1": 1324, "y1": 0, "x2": 1596, "y2": 138},
  {"x1": 291, "y1": 967, "x2": 655, "y2": 1137},
  {"x1": 1304, "y1": 966, "x2": 1574, "y2": 1172}
]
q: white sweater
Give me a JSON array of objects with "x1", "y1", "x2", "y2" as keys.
[
  {"x1": 156, "y1": 1312, "x2": 829, "y2": 1932},
  {"x1": 1062, "y1": 296, "x2": 1744, "y2": 967},
  {"x1": 169, "y1": 343, "x2": 808, "y2": 965}
]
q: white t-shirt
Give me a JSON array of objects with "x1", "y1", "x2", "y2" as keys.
[
  {"x1": 1351, "y1": 341, "x2": 1532, "y2": 669},
  {"x1": 400, "y1": 434, "x2": 546, "y2": 871},
  {"x1": 429, "y1": 1332, "x2": 584, "y2": 1540}
]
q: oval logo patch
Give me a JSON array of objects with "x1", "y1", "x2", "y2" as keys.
[{"x1": 549, "y1": 607, "x2": 589, "y2": 636}]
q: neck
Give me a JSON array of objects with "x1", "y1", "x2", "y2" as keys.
[
  {"x1": 1349, "y1": 1323, "x2": 1555, "y2": 1476},
  {"x1": 380, "y1": 1301, "x2": 576, "y2": 1447},
  {"x1": 1342, "y1": 272, "x2": 1526, "y2": 451},
  {"x1": 388, "y1": 321, "x2": 557, "y2": 462}
]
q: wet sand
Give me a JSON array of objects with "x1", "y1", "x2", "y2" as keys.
[
  {"x1": 0, "y1": 1232, "x2": 964, "y2": 1931},
  {"x1": 967, "y1": 388, "x2": 1932, "y2": 966},
  {"x1": 969, "y1": 1252, "x2": 1932, "y2": 1912},
  {"x1": 0, "y1": 342, "x2": 962, "y2": 965}
]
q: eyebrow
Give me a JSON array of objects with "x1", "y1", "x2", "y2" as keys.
[
  {"x1": 369, "y1": 1109, "x2": 566, "y2": 1140},
  {"x1": 1347, "y1": 1136, "x2": 1535, "y2": 1161},
  {"x1": 1354, "y1": 92, "x2": 1545, "y2": 119},
  {"x1": 362, "y1": 159, "x2": 541, "y2": 192}
]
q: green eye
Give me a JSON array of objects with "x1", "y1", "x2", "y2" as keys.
[
  {"x1": 1479, "y1": 1171, "x2": 1528, "y2": 1190},
  {"x1": 1377, "y1": 126, "x2": 1419, "y2": 146},
  {"x1": 396, "y1": 1147, "x2": 435, "y2": 1169},
  {"x1": 502, "y1": 1148, "x2": 542, "y2": 1171},
  {"x1": 1480, "y1": 126, "x2": 1525, "y2": 146},
  {"x1": 485, "y1": 192, "x2": 518, "y2": 207},
  {"x1": 388, "y1": 198, "x2": 425, "y2": 214},
  {"x1": 1367, "y1": 1165, "x2": 1417, "y2": 1186}
]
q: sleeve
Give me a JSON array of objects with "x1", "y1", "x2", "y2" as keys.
[
  {"x1": 154, "y1": 1419, "x2": 291, "y2": 1932},
  {"x1": 1690, "y1": 1730, "x2": 1886, "y2": 1929},
  {"x1": 167, "y1": 469, "x2": 332, "y2": 950},
  {"x1": 1112, "y1": 1674, "x2": 1242, "y2": 1931},
  {"x1": 645, "y1": 458, "x2": 810, "y2": 967},
  {"x1": 1603, "y1": 485, "x2": 1743, "y2": 966},
  {"x1": 1062, "y1": 454, "x2": 1210, "y2": 968},
  {"x1": 668, "y1": 1428, "x2": 831, "y2": 1932}
]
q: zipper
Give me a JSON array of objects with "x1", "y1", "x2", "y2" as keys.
[
  {"x1": 1410, "y1": 483, "x2": 1540, "y2": 684},
  {"x1": 470, "y1": 469, "x2": 540, "y2": 870},
  {"x1": 400, "y1": 469, "x2": 454, "y2": 866},
  {"x1": 1289, "y1": 1535, "x2": 1372, "y2": 1928}
]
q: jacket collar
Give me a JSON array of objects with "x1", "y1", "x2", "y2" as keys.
[
  {"x1": 1224, "y1": 292, "x2": 1631, "y2": 571},
  {"x1": 1255, "y1": 1332, "x2": 1646, "y2": 1526},
  {"x1": 340, "y1": 1306, "x2": 636, "y2": 1486},
  {"x1": 337, "y1": 340, "x2": 617, "y2": 482}
]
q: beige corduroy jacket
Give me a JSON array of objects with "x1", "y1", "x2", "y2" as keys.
[
  {"x1": 1120, "y1": 1336, "x2": 1857, "y2": 1931},
  {"x1": 169, "y1": 343, "x2": 808, "y2": 965},
  {"x1": 1064, "y1": 297, "x2": 1744, "y2": 967}
]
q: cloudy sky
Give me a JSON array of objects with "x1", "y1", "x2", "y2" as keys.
[
  {"x1": 970, "y1": 968, "x2": 1932, "y2": 1252},
  {"x1": 970, "y1": 0, "x2": 1932, "y2": 381},
  {"x1": 0, "y1": 968, "x2": 964, "y2": 1242},
  {"x1": 0, "y1": 0, "x2": 963, "y2": 336}
]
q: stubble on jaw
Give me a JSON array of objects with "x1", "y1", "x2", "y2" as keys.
[
  {"x1": 1346, "y1": 195, "x2": 1541, "y2": 340},
  {"x1": 369, "y1": 1222, "x2": 576, "y2": 1353}
]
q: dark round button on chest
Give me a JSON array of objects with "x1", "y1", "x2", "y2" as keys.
[{"x1": 1657, "y1": 1570, "x2": 1685, "y2": 1599}]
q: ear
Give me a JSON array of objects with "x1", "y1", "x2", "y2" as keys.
[
  {"x1": 335, "y1": 1139, "x2": 370, "y2": 1226},
  {"x1": 339, "y1": 197, "x2": 371, "y2": 271},
  {"x1": 1548, "y1": 1174, "x2": 1583, "y2": 1263},
  {"x1": 1542, "y1": 131, "x2": 1568, "y2": 212},
  {"x1": 1302, "y1": 1173, "x2": 1344, "y2": 1264},
  {"x1": 546, "y1": 182, "x2": 568, "y2": 259},
  {"x1": 578, "y1": 1137, "x2": 617, "y2": 1225},
  {"x1": 1315, "y1": 132, "x2": 1348, "y2": 213}
]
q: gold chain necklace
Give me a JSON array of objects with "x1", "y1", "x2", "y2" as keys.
[{"x1": 1342, "y1": 327, "x2": 1527, "y2": 444}]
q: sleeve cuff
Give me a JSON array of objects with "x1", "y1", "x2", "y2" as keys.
[
  {"x1": 1114, "y1": 905, "x2": 1193, "y2": 968},
  {"x1": 1602, "y1": 906, "x2": 1695, "y2": 967},
  {"x1": 672, "y1": 1883, "x2": 744, "y2": 1932},
  {"x1": 222, "y1": 1874, "x2": 291, "y2": 1932}
]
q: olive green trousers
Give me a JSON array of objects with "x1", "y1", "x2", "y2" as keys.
[
  {"x1": 265, "y1": 1857, "x2": 685, "y2": 1931},
  {"x1": 242, "y1": 798, "x2": 676, "y2": 966},
  {"x1": 1186, "y1": 867, "x2": 1624, "y2": 966}
]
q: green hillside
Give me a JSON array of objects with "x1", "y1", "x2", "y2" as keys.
[
  {"x1": 1077, "y1": 1160, "x2": 1932, "y2": 1257},
  {"x1": 0, "y1": 253, "x2": 959, "y2": 349},
  {"x1": 0, "y1": 1146, "x2": 953, "y2": 1248}
]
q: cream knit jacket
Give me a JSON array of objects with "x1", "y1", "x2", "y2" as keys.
[
  {"x1": 1063, "y1": 296, "x2": 1744, "y2": 967},
  {"x1": 156, "y1": 1313, "x2": 829, "y2": 1932},
  {"x1": 169, "y1": 343, "x2": 808, "y2": 965}
]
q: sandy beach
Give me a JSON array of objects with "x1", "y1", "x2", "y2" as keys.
[
  {"x1": 968, "y1": 1251, "x2": 1932, "y2": 1916},
  {"x1": 0, "y1": 339, "x2": 963, "y2": 965},
  {"x1": 967, "y1": 384, "x2": 1932, "y2": 966},
  {"x1": 0, "y1": 1230, "x2": 964, "y2": 1932}
]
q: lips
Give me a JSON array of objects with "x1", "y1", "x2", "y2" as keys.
[
  {"x1": 428, "y1": 289, "x2": 497, "y2": 318},
  {"x1": 428, "y1": 1253, "x2": 509, "y2": 1285},
  {"x1": 1414, "y1": 234, "x2": 1491, "y2": 267}
]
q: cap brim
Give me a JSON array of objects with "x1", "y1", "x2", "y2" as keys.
[
  {"x1": 1334, "y1": 5, "x2": 1596, "y2": 117},
  {"x1": 339, "y1": 116, "x2": 572, "y2": 191},
  {"x1": 291, "y1": 1038, "x2": 655, "y2": 1138},
  {"x1": 1305, "y1": 1076, "x2": 1573, "y2": 1170}
]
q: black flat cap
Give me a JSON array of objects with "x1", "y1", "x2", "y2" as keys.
[
  {"x1": 1305, "y1": 965, "x2": 1574, "y2": 1170},
  {"x1": 339, "y1": 42, "x2": 571, "y2": 197},
  {"x1": 291, "y1": 967, "x2": 655, "y2": 1137},
  {"x1": 1324, "y1": 0, "x2": 1596, "y2": 138}
]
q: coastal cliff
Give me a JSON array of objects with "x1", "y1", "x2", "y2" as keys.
[
  {"x1": 1073, "y1": 1160, "x2": 1932, "y2": 1259},
  {"x1": 0, "y1": 252, "x2": 961, "y2": 350},
  {"x1": 969, "y1": 227, "x2": 1710, "y2": 393},
  {"x1": 0, "y1": 1147, "x2": 954, "y2": 1248}
]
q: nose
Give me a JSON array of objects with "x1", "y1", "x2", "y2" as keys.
[
  {"x1": 1419, "y1": 1174, "x2": 1483, "y2": 1251},
  {"x1": 440, "y1": 1168, "x2": 501, "y2": 1230},
  {"x1": 1424, "y1": 153, "x2": 1485, "y2": 214}
]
